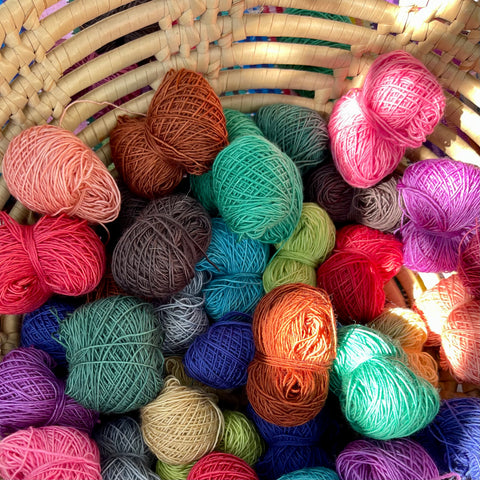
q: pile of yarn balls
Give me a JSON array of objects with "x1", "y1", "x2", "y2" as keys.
[{"x1": 1, "y1": 47, "x2": 480, "y2": 480}]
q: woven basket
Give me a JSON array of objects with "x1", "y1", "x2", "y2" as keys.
[{"x1": 0, "y1": 0, "x2": 479, "y2": 402}]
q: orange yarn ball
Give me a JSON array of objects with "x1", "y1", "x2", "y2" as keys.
[
  {"x1": 110, "y1": 69, "x2": 228, "y2": 199},
  {"x1": 3, "y1": 125, "x2": 121, "y2": 224},
  {"x1": 246, "y1": 283, "x2": 336, "y2": 427}
]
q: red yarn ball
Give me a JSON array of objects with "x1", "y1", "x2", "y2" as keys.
[
  {"x1": 186, "y1": 452, "x2": 259, "y2": 480},
  {"x1": 0, "y1": 212, "x2": 106, "y2": 314},
  {"x1": 317, "y1": 225, "x2": 403, "y2": 324}
]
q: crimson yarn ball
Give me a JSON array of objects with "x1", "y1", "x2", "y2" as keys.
[{"x1": 186, "y1": 452, "x2": 259, "y2": 480}]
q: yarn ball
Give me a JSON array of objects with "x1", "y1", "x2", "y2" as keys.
[
  {"x1": 0, "y1": 212, "x2": 106, "y2": 315},
  {"x1": 316, "y1": 224, "x2": 403, "y2": 324},
  {"x1": 196, "y1": 218, "x2": 269, "y2": 320},
  {"x1": 328, "y1": 88, "x2": 405, "y2": 188},
  {"x1": 217, "y1": 410, "x2": 264, "y2": 466},
  {"x1": 224, "y1": 108, "x2": 263, "y2": 142},
  {"x1": 361, "y1": 50, "x2": 445, "y2": 148},
  {"x1": 94, "y1": 417, "x2": 158, "y2": 480},
  {"x1": 20, "y1": 299, "x2": 76, "y2": 366},
  {"x1": 335, "y1": 438, "x2": 441, "y2": 480},
  {"x1": 58, "y1": 295, "x2": 164, "y2": 414},
  {"x1": 305, "y1": 163, "x2": 355, "y2": 224},
  {"x1": 112, "y1": 194, "x2": 211, "y2": 301},
  {"x1": 0, "y1": 347, "x2": 98, "y2": 438},
  {"x1": 2, "y1": 124, "x2": 121, "y2": 224},
  {"x1": 153, "y1": 271, "x2": 209, "y2": 355},
  {"x1": 183, "y1": 320, "x2": 255, "y2": 389},
  {"x1": 247, "y1": 283, "x2": 336, "y2": 427},
  {"x1": 140, "y1": 376, "x2": 224, "y2": 465},
  {"x1": 440, "y1": 299, "x2": 480, "y2": 385},
  {"x1": 458, "y1": 224, "x2": 480, "y2": 297},
  {"x1": 415, "y1": 397, "x2": 480, "y2": 480},
  {"x1": 186, "y1": 452, "x2": 258, "y2": 480},
  {"x1": 0, "y1": 426, "x2": 102, "y2": 480},
  {"x1": 247, "y1": 405, "x2": 331, "y2": 480},
  {"x1": 331, "y1": 324, "x2": 440, "y2": 440},
  {"x1": 278, "y1": 467, "x2": 340, "y2": 480},
  {"x1": 413, "y1": 274, "x2": 473, "y2": 346},
  {"x1": 398, "y1": 158, "x2": 480, "y2": 272},
  {"x1": 263, "y1": 203, "x2": 335, "y2": 293},
  {"x1": 110, "y1": 69, "x2": 228, "y2": 199},
  {"x1": 190, "y1": 171, "x2": 218, "y2": 216},
  {"x1": 156, "y1": 460, "x2": 194, "y2": 480},
  {"x1": 351, "y1": 175, "x2": 402, "y2": 232},
  {"x1": 255, "y1": 104, "x2": 329, "y2": 175},
  {"x1": 213, "y1": 135, "x2": 303, "y2": 244}
]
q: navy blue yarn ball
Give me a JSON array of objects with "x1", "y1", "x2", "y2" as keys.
[
  {"x1": 20, "y1": 299, "x2": 76, "y2": 366},
  {"x1": 183, "y1": 320, "x2": 254, "y2": 389}
]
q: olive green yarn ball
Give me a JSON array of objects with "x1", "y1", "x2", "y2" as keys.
[
  {"x1": 59, "y1": 295, "x2": 164, "y2": 414},
  {"x1": 213, "y1": 135, "x2": 303, "y2": 244},
  {"x1": 263, "y1": 202, "x2": 335, "y2": 293},
  {"x1": 217, "y1": 410, "x2": 264, "y2": 466},
  {"x1": 156, "y1": 460, "x2": 194, "y2": 480}
]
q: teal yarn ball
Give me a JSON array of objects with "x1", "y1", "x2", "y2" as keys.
[
  {"x1": 278, "y1": 467, "x2": 340, "y2": 480},
  {"x1": 190, "y1": 171, "x2": 218, "y2": 216},
  {"x1": 255, "y1": 104, "x2": 329, "y2": 176},
  {"x1": 331, "y1": 325, "x2": 440, "y2": 440},
  {"x1": 196, "y1": 218, "x2": 269, "y2": 320},
  {"x1": 213, "y1": 135, "x2": 303, "y2": 244},
  {"x1": 59, "y1": 295, "x2": 164, "y2": 414},
  {"x1": 224, "y1": 108, "x2": 263, "y2": 142}
]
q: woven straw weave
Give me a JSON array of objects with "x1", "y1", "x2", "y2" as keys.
[{"x1": 0, "y1": 0, "x2": 479, "y2": 398}]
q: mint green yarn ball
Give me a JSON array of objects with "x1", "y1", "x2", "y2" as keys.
[
  {"x1": 59, "y1": 295, "x2": 164, "y2": 414},
  {"x1": 331, "y1": 325, "x2": 439, "y2": 440},
  {"x1": 224, "y1": 108, "x2": 263, "y2": 142},
  {"x1": 213, "y1": 135, "x2": 303, "y2": 244},
  {"x1": 278, "y1": 466, "x2": 340, "y2": 480}
]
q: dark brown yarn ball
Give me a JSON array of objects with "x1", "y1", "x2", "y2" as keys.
[
  {"x1": 110, "y1": 116, "x2": 184, "y2": 199},
  {"x1": 111, "y1": 194, "x2": 212, "y2": 301},
  {"x1": 305, "y1": 162, "x2": 355, "y2": 223},
  {"x1": 145, "y1": 69, "x2": 228, "y2": 175}
]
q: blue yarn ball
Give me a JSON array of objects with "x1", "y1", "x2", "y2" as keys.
[
  {"x1": 415, "y1": 397, "x2": 480, "y2": 480},
  {"x1": 218, "y1": 311, "x2": 253, "y2": 323},
  {"x1": 196, "y1": 218, "x2": 269, "y2": 321},
  {"x1": 183, "y1": 320, "x2": 255, "y2": 389},
  {"x1": 277, "y1": 466, "x2": 339, "y2": 480},
  {"x1": 20, "y1": 299, "x2": 76, "y2": 366}
]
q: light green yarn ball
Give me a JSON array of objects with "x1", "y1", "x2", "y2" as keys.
[
  {"x1": 217, "y1": 410, "x2": 264, "y2": 466},
  {"x1": 263, "y1": 202, "x2": 335, "y2": 293},
  {"x1": 59, "y1": 295, "x2": 164, "y2": 414},
  {"x1": 278, "y1": 466, "x2": 340, "y2": 480},
  {"x1": 156, "y1": 460, "x2": 194, "y2": 480},
  {"x1": 331, "y1": 325, "x2": 440, "y2": 440},
  {"x1": 213, "y1": 135, "x2": 303, "y2": 244},
  {"x1": 224, "y1": 108, "x2": 263, "y2": 142}
]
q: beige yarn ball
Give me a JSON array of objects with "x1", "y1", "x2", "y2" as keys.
[{"x1": 140, "y1": 376, "x2": 224, "y2": 465}]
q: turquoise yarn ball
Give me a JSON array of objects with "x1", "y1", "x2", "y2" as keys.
[
  {"x1": 213, "y1": 135, "x2": 303, "y2": 244},
  {"x1": 59, "y1": 295, "x2": 164, "y2": 414},
  {"x1": 196, "y1": 218, "x2": 269, "y2": 320},
  {"x1": 224, "y1": 108, "x2": 263, "y2": 142},
  {"x1": 331, "y1": 324, "x2": 440, "y2": 440},
  {"x1": 277, "y1": 467, "x2": 340, "y2": 480}
]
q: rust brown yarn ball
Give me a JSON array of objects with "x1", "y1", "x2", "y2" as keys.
[
  {"x1": 111, "y1": 194, "x2": 212, "y2": 301},
  {"x1": 110, "y1": 69, "x2": 228, "y2": 199}
]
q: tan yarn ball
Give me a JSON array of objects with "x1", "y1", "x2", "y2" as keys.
[{"x1": 140, "y1": 376, "x2": 224, "y2": 465}]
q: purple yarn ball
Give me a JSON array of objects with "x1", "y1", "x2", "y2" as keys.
[
  {"x1": 398, "y1": 158, "x2": 480, "y2": 273},
  {"x1": 183, "y1": 320, "x2": 254, "y2": 389},
  {"x1": 336, "y1": 438, "x2": 440, "y2": 480},
  {"x1": 0, "y1": 347, "x2": 98, "y2": 437}
]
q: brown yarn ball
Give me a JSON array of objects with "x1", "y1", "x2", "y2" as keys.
[
  {"x1": 140, "y1": 376, "x2": 224, "y2": 465},
  {"x1": 111, "y1": 194, "x2": 212, "y2": 301}
]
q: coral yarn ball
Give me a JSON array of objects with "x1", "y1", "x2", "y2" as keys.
[
  {"x1": 186, "y1": 452, "x2": 259, "y2": 480},
  {"x1": 3, "y1": 125, "x2": 121, "y2": 224}
]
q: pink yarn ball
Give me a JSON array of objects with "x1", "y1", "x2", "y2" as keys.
[
  {"x1": 0, "y1": 426, "x2": 102, "y2": 480},
  {"x1": 328, "y1": 89, "x2": 405, "y2": 188}
]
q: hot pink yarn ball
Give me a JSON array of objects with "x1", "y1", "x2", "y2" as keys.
[{"x1": 0, "y1": 426, "x2": 102, "y2": 480}]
